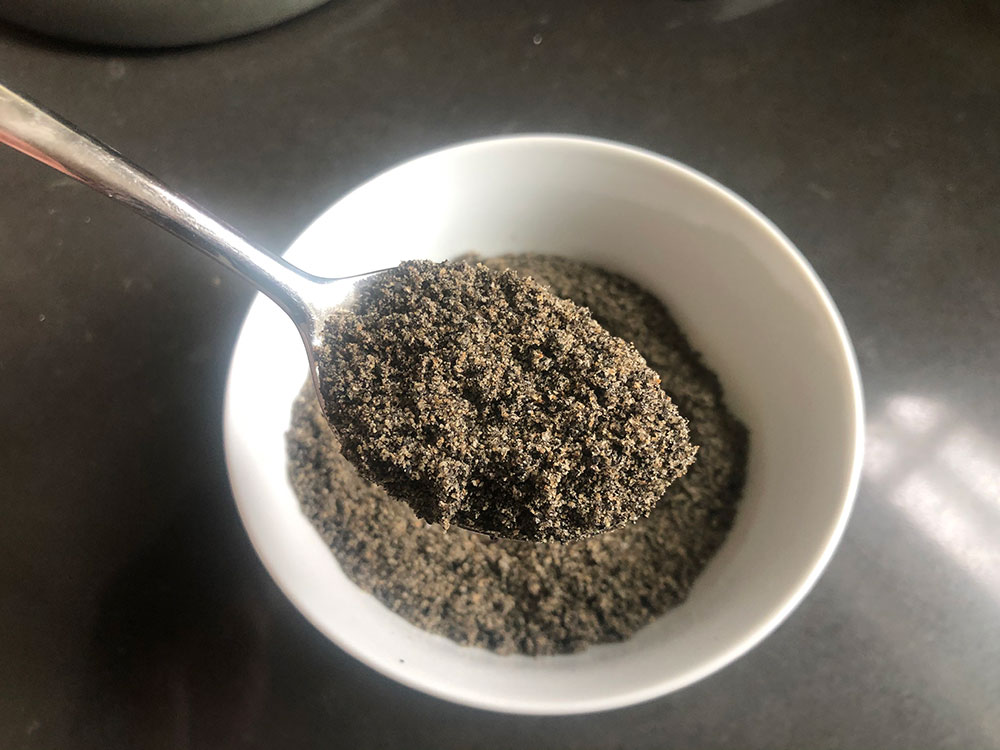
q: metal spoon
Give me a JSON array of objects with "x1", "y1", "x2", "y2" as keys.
[
  {"x1": 1, "y1": 82, "x2": 674, "y2": 545},
  {"x1": 0, "y1": 81, "x2": 363, "y2": 409}
]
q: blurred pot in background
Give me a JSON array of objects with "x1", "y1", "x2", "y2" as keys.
[{"x1": 0, "y1": 0, "x2": 333, "y2": 47}]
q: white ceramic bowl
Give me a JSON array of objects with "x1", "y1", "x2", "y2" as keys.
[{"x1": 224, "y1": 135, "x2": 863, "y2": 715}]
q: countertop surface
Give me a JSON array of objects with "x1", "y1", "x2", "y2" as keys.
[{"x1": 1, "y1": 1, "x2": 998, "y2": 747}]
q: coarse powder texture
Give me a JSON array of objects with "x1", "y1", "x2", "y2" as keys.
[
  {"x1": 316, "y1": 259, "x2": 697, "y2": 543},
  {"x1": 288, "y1": 254, "x2": 748, "y2": 655}
]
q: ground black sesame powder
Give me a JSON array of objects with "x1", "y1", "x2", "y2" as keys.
[
  {"x1": 287, "y1": 254, "x2": 748, "y2": 655},
  {"x1": 316, "y1": 259, "x2": 696, "y2": 543}
]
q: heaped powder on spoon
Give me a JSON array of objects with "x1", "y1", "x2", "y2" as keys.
[
  {"x1": 316, "y1": 260, "x2": 696, "y2": 543},
  {"x1": 287, "y1": 255, "x2": 748, "y2": 655}
]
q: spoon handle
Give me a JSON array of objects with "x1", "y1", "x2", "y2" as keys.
[{"x1": 0, "y1": 82, "x2": 321, "y2": 329}]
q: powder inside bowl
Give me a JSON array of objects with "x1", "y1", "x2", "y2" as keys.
[
  {"x1": 315, "y1": 259, "x2": 696, "y2": 543},
  {"x1": 287, "y1": 254, "x2": 748, "y2": 655}
]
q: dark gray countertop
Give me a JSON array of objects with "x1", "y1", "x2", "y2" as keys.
[{"x1": 1, "y1": 1, "x2": 998, "y2": 747}]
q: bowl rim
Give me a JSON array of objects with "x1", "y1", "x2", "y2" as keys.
[{"x1": 223, "y1": 133, "x2": 865, "y2": 714}]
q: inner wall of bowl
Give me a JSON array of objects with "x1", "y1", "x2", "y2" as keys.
[{"x1": 226, "y1": 137, "x2": 858, "y2": 713}]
